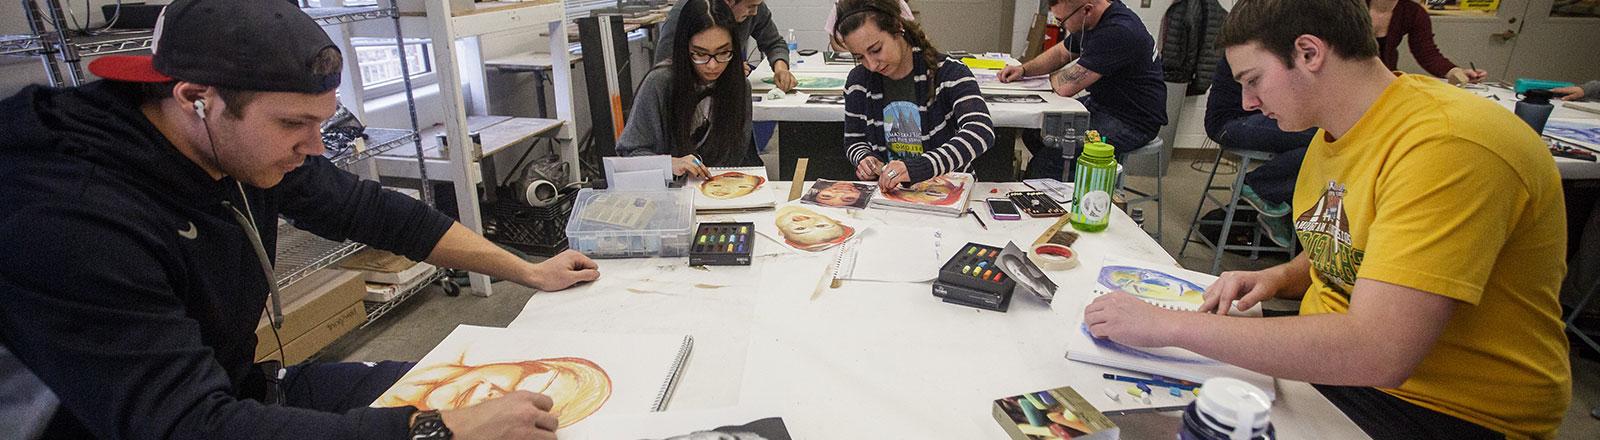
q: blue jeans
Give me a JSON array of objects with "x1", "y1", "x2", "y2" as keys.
[
  {"x1": 1023, "y1": 111, "x2": 1158, "y2": 181},
  {"x1": 1212, "y1": 114, "x2": 1316, "y2": 205},
  {"x1": 280, "y1": 361, "x2": 416, "y2": 413}
]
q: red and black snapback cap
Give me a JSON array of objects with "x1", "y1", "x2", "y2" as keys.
[{"x1": 89, "y1": 0, "x2": 341, "y2": 94}]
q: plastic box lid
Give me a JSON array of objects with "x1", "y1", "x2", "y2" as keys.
[{"x1": 564, "y1": 188, "x2": 695, "y2": 256}]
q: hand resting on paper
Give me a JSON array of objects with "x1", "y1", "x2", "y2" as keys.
[
  {"x1": 1083, "y1": 291, "x2": 1182, "y2": 348},
  {"x1": 997, "y1": 65, "x2": 1025, "y2": 83},
  {"x1": 518, "y1": 250, "x2": 600, "y2": 292},
  {"x1": 440, "y1": 390, "x2": 560, "y2": 440},
  {"x1": 1199, "y1": 268, "x2": 1291, "y2": 315}
]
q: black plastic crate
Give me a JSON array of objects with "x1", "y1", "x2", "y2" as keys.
[{"x1": 483, "y1": 188, "x2": 579, "y2": 257}]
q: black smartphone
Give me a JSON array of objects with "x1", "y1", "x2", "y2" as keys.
[{"x1": 986, "y1": 198, "x2": 1022, "y2": 221}]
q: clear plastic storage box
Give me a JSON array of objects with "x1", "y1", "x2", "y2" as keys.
[{"x1": 564, "y1": 187, "x2": 694, "y2": 258}]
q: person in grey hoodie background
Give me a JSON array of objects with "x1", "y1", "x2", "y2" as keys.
[{"x1": 617, "y1": 0, "x2": 759, "y2": 178}]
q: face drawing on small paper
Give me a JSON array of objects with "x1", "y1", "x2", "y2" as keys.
[
  {"x1": 775, "y1": 205, "x2": 855, "y2": 251},
  {"x1": 813, "y1": 181, "x2": 864, "y2": 207}
]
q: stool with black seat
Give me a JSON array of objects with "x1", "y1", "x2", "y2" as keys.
[{"x1": 1179, "y1": 143, "x2": 1296, "y2": 274}]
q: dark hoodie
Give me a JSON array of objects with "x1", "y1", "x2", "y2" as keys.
[{"x1": 0, "y1": 81, "x2": 453, "y2": 439}]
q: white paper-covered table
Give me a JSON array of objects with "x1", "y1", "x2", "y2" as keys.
[{"x1": 507, "y1": 182, "x2": 1368, "y2": 439}]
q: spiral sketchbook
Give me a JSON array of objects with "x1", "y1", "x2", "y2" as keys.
[
  {"x1": 371, "y1": 325, "x2": 693, "y2": 429},
  {"x1": 692, "y1": 166, "x2": 776, "y2": 212},
  {"x1": 1064, "y1": 257, "x2": 1273, "y2": 398}
]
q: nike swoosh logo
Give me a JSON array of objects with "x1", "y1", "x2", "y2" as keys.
[{"x1": 178, "y1": 221, "x2": 198, "y2": 240}]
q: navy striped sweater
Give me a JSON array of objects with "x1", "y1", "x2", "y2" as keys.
[{"x1": 844, "y1": 48, "x2": 995, "y2": 183}]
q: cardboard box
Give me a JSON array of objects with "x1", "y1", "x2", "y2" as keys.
[
  {"x1": 254, "y1": 269, "x2": 367, "y2": 361},
  {"x1": 255, "y1": 302, "x2": 367, "y2": 364}
]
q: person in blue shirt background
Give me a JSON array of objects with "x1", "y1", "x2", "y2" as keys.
[{"x1": 1001, "y1": 0, "x2": 1167, "y2": 180}]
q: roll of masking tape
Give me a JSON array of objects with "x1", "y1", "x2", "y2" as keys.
[{"x1": 1029, "y1": 243, "x2": 1079, "y2": 270}]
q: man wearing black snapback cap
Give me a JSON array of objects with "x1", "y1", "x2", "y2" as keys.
[{"x1": 0, "y1": 0, "x2": 597, "y2": 438}]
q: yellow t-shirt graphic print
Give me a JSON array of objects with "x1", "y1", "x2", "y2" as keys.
[
  {"x1": 1292, "y1": 74, "x2": 1570, "y2": 439},
  {"x1": 1295, "y1": 181, "x2": 1364, "y2": 299}
]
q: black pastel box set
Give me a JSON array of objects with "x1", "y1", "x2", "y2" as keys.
[
  {"x1": 933, "y1": 242, "x2": 1017, "y2": 312},
  {"x1": 689, "y1": 222, "x2": 754, "y2": 266}
]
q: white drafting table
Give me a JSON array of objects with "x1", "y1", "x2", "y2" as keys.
[
  {"x1": 1469, "y1": 84, "x2": 1600, "y2": 180},
  {"x1": 748, "y1": 52, "x2": 1088, "y2": 129},
  {"x1": 506, "y1": 182, "x2": 1368, "y2": 439}
]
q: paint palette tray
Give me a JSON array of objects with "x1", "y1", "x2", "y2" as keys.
[
  {"x1": 565, "y1": 188, "x2": 694, "y2": 258},
  {"x1": 689, "y1": 222, "x2": 754, "y2": 266},
  {"x1": 932, "y1": 242, "x2": 1016, "y2": 311},
  {"x1": 1008, "y1": 190, "x2": 1067, "y2": 217}
]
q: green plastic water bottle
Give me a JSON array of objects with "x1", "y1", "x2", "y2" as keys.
[{"x1": 1071, "y1": 131, "x2": 1117, "y2": 232}]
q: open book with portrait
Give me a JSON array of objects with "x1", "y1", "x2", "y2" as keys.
[
  {"x1": 868, "y1": 172, "x2": 975, "y2": 217},
  {"x1": 691, "y1": 166, "x2": 776, "y2": 213}
]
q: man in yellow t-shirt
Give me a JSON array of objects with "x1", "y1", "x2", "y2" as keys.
[{"x1": 1080, "y1": 0, "x2": 1571, "y2": 438}]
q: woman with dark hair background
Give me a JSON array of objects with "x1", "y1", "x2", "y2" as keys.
[
  {"x1": 833, "y1": 0, "x2": 993, "y2": 189},
  {"x1": 617, "y1": 0, "x2": 758, "y2": 178},
  {"x1": 1368, "y1": 0, "x2": 1487, "y2": 84}
]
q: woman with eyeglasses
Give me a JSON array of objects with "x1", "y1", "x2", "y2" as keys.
[
  {"x1": 834, "y1": 0, "x2": 994, "y2": 189},
  {"x1": 617, "y1": 0, "x2": 757, "y2": 178}
]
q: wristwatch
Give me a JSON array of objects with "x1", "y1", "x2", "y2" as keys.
[{"x1": 409, "y1": 409, "x2": 452, "y2": 440}]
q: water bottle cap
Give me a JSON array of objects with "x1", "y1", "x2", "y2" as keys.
[
  {"x1": 1194, "y1": 378, "x2": 1272, "y2": 440},
  {"x1": 1523, "y1": 88, "x2": 1554, "y2": 104},
  {"x1": 1082, "y1": 141, "x2": 1115, "y2": 159}
]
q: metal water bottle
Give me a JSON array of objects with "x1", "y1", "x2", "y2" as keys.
[
  {"x1": 1070, "y1": 131, "x2": 1117, "y2": 232},
  {"x1": 1515, "y1": 88, "x2": 1556, "y2": 134}
]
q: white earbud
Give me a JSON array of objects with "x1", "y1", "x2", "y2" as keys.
[{"x1": 193, "y1": 99, "x2": 207, "y2": 120}]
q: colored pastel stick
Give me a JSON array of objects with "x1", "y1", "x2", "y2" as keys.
[
  {"x1": 1035, "y1": 391, "x2": 1058, "y2": 406},
  {"x1": 1016, "y1": 396, "x2": 1046, "y2": 426},
  {"x1": 1169, "y1": 387, "x2": 1182, "y2": 397},
  {"x1": 1022, "y1": 392, "x2": 1048, "y2": 411},
  {"x1": 1136, "y1": 382, "x2": 1151, "y2": 395}
]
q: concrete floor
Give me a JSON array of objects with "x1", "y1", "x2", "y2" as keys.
[{"x1": 324, "y1": 138, "x2": 1600, "y2": 438}]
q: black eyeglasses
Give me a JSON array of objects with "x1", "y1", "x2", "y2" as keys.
[{"x1": 690, "y1": 50, "x2": 735, "y2": 65}]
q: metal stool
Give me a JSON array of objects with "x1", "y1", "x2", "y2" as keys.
[
  {"x1": 1118, "y1": 138, "x2": 1165, "y2": 240},
  {"x1": 1180, "y1": 146, "x2": 1295, "y2": 274}
]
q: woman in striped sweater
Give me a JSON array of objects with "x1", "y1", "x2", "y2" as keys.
[{"x1": 832, "y1": 0, "x2": 995, "y2": 189}]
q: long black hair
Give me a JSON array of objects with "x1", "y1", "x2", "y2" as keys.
[
  {"x1": 664, "y1": 0, "x2": 751, "y2": 165},
  {"x1": 832, "y1": 0, "x2": 943, "y2": 106}
]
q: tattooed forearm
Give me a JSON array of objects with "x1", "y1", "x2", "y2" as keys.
[{"x1": 1050, "y1": 64, "x2": 1094, "y2": 97}]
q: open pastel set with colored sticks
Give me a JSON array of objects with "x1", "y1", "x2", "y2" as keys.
[
  {"x1": 689, "y1": 222, "x2": 754, "y2": 266},
  {"x1": 932, "y1": 243, "x2": 1018, "y2": 311}
]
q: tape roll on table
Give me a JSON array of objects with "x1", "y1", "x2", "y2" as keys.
[
  {"x1": 1029, "y1": 243, "x2": 1078, "y2": 270},
  {"x1": 522, "y1": 179, "x2": 560, "y2": 207}
]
